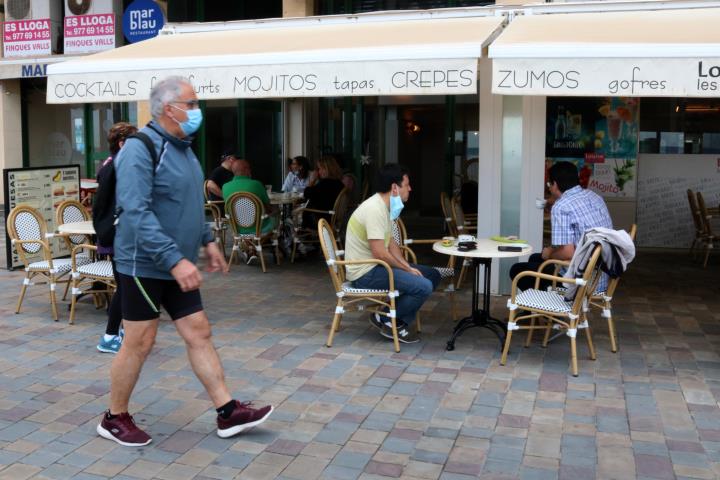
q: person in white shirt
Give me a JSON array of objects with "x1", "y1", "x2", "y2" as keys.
[{"x1": 281, "y1": 156, "x2": 314, "y2": 193}]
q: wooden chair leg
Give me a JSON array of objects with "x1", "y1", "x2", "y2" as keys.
[
  {"x1": 584, "y1": 324, "x2": 596, "y2": 361},
  {"x1": 542, "y1": 319, "x2": 553, "y2": 347},
  {"x1": 258, "y1": 243, "x2": 267, "y2": 273},
  {"x1": 62, "y1": 277, "x2": 71, "y2": 301},
  {"x1": 228, "y1": 242, "x2": 238, "y2": 267},
  {"x1": 415, "y1": 312, "x2": 422, "y2": 333},
  {"x1": 49, "y1": 276, "x2": 59, "y2": 322},
  {"x1": 69, "y1": 278, "x2": 78, "y2": 325},
  {"x1": 605, "y1": 302, "x2": 618, "y2": 353},
  {"x1": 500, "y1": 311, "x2": 515, "y2": 365},
  {"x1": 525, "y1": 318, "x2": 535, "y2": 347},
  {"x1": 703, "y1": 244, "x2": 711, "y2": 268},
  {"x1": 291, "y1": 238, "x2": 298, "y2": 263},
  {"x1": 326, "y1": 303, "x2": 343, "y2": 347},
  {"x1": 16, "y1": 273, "x2": 30, "y2": 314},
  {"x1": 390, "y1": 316, "x2": 400, "y2": 353},
  {"x1": 570, "y1": 335, "x2": 578, "y2": 377},
  {"x1": 456, "y1": 261, "x2": 469, "y2": 290}
]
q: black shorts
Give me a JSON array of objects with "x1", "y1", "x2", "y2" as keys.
[{"x1": 118, "y1": 272, "x2": 203, "y2": 321}]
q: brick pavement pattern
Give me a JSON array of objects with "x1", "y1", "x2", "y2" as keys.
[{"x1": 0, "y1": 227, "x2": 719, "y2": 479}]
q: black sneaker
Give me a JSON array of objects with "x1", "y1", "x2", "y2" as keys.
[
  {"x1": 371, "y1": 314, "x2": 420, "y2": 344},
  {"x1": 369, "y1": 312, "x2": 390, "y2": 331},
  {"x1": 395, "y1": 324, "x2": 420, "y2": 344}
]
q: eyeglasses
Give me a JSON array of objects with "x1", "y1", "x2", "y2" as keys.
[{"x1": 171, "y1": 100, "x2": 200, "y2": 109}]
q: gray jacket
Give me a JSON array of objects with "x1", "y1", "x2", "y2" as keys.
[
  {"x1": 114, "y1": 121, "x2": 212, "y2": 280},
  {"x1": 563, "y1": 227, "x2": 636, "y2": 300}
]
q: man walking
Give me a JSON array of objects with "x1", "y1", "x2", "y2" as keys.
[
  {"x1": 345, "y1": 164, "x2": 440, "y2": 344},
  {"x1": 98, "y1": 76, "x2": 272, "y2": 447}
]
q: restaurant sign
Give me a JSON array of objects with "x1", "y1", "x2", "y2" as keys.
[
  {"x1": 46, "y1": 59, "x2": 478, "y2": 103},
  {"x1": 492, "y1": 58, "x2": 720, "y2": 97}
]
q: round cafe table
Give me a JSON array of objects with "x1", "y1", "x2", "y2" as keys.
[
  {"x1": 433, "y1": 239, "x2": 533, "y2": 351},
  {"x1": 268, "y1": 192, "x2": 303, "y2": 205}
]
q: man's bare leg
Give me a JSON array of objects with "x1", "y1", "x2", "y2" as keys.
[
  {"x1": 110, "y1": 319, "x2": 159, "y2": 414},
  {"x1": 174, "y1": 310, "x2": 232, "y2": 408}
]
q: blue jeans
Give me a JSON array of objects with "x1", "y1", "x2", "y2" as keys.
[{"x1": 352, "y1": 263, "x2": 441, "y2": 326}]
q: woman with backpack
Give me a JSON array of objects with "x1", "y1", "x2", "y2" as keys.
[{"x1": 95, "y1": 122, "x2": 138, "y2": 353}]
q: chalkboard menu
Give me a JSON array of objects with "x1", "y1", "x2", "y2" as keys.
[{"x1": 4, "y1": 165, "x2": 81, "y2": 270}]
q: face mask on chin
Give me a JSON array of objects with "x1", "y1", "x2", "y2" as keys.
[
  {"x1": 389, "y1": 187, "x2": 404, "y2": 220},
  {"x1": 170, "y1": 104, "x2": 203, "y2": 136}
]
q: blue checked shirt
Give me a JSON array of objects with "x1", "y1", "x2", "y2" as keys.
[{"x1": 551, "y1": 186, "x2": 613, "y2": 292}]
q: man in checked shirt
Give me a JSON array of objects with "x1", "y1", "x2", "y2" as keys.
[{"x1": 509, "y1": 161, "x2": 613, "y2": 292}]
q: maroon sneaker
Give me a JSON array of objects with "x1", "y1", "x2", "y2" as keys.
[
  {"x1": 217, "y1": 401, "x2": 273, "y2": 438},
  {"x1": 96, "y1": 411, "x2": 152, "y2": 447}
]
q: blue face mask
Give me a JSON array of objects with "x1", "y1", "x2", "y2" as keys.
[
  {"x1": 171, "y1": 105, "x2": 203, "y2": 136},
  {"x1": 390, "y1": 192, "x2": 404, "y2": 220}
]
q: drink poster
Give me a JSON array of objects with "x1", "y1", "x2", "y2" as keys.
[
  {"x1": 546, "y1": 97, "x2": 639, "y2": 198},
  {"x1": 4, "y1": 165, "x2": 80, "y2": 269}
]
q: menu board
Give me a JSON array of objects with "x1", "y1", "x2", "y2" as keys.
[{"x1": 4, "y1": 165, "x2": 80, "y2": 269}]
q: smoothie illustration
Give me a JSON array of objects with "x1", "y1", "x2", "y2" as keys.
[{"x1": 606, "y1": 110, "x2": 622, "y2": 155}]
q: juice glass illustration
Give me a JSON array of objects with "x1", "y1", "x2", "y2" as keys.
[{"x1": 606, "y1": 110, "x2": 622, "y2": 154}]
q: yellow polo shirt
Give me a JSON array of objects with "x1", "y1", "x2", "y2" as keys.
[{"x1": 344, "y1": 194, "x2": 391, "y2": 281}]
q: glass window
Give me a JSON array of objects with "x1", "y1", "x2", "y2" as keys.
[
  {"x1": 24, "y1": 79, "x2": 125, "y2": 177},
  {"x1": 639, "y1": 97, "x2": 720, "y2": 154},
  {"x1": 25, "y1": 79, "x2": 87, "y2": 175}
]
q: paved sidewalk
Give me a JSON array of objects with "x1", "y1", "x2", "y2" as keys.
[{"x1": 0, "y1": 244, "x2": 718, "y2": 479}]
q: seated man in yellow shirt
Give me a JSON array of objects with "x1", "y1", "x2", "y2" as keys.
[
  {"x1": 344, "y1": 164, "x2": 440, "y2": 344},
  {"x1": 222, "y1": 158, "x2": 278, "y2": 236}
]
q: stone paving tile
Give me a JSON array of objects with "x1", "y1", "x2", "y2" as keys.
[{"x1": 0, "y1": 246, "x2": 719, "y2": 479}]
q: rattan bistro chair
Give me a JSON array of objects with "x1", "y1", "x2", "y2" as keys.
[
  {"x1": 55, "y1": 199, "x2": 93, "y2": 299},
  {"x1": 291, "y1": 187, "x2": 350, "y2": 263},
  {"x1": 205, "y1": 202, "x2": 227, "y2": 257},
  {"x1": 391, "y1": 218, "x2": 457, "y2": 323},
  {"x1": 68, "y1": 244, "x2": 115, "y2": 325},
  {"x1": 696, "y1": 191, "x2": 717, "y2": 268},
  {"x1": 501, "y1": 245, "x2": 603, "y2": 377},
  {"x1": 226, "y1": 191, "x2": 280, "y2": 273},
  {"x1": 538, "y1": 225, "x2": 637, "y2": 354},
  {"x1": 318, "y1": 218, "x2": 404, "y2": 352},
  {"x1": 687, "y1": 189, "x2": 707, "y2": 258},
  {"x1": 440, "y1": 192, "x2": 469, "y2": 289},
  {"x1": 450, "y1": 195, "x2": 477, "y2": 235},
  {"x1": 7, "y1": 205, "x2": 81, "y2": 321}
]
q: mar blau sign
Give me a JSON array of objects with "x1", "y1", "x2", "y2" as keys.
[
  {"x1": 492, "y1": 58, "x2": 720, "y2": 97},
  {"x1": 46, "y1": 59, "x2": 478, "y2": 103}
]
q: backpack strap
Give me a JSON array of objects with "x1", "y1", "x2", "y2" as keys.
[{"x1": 127, "y1": 131, "x2": 160, "y2": 175}]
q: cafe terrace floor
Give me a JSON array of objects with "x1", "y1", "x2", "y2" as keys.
[{"x1": 0, "y1": 229, "x2": 718, "y2": 480}]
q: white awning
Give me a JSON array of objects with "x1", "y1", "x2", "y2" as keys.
[
  {"x1": 489, "y1": 7, "x2": 720, "y2": 96},
  {"x1": 46, "y1": 15, "x2": 504, "y2": 103}
]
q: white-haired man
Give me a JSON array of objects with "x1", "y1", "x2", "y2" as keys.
[{"x1": 98, "y1": 76, "x2": 272, "y2": 447}]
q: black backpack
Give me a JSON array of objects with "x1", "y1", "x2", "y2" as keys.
[{"x1": 92, "y1": 132, "x2": 160, "y2": 247}]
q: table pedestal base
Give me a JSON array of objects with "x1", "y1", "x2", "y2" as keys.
[
  {"x1": 446, "y1": 312, "x2": 506, "y2": 351},
  {"x1": 445, "y1": 257, "x2": 507, "y2": 351}
]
